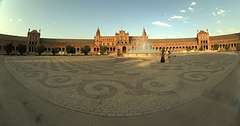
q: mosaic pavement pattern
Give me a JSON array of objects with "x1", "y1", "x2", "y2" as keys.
[{"x1": 4, "y1": 54, "x2": 239, "y2": 117}]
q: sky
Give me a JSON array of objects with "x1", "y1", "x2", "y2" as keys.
[{"x1": 0, "y1": 0, "x2": 239, "y2": 39}]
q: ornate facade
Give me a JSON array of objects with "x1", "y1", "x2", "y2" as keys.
[{"x1": 0, "y1": 28, "x2": 239, "y2": 55}]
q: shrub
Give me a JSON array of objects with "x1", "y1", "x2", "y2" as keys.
[
  {"x1": 213, "y1": 44, "x2": 219, "y2": 50},
  {"x1": 81, "y1": 45, "x2": 91, "y2": 55},
  {"x1": 4, "y1": 43, "x2": 14, "y2": 55},
  {"x1": 224, "y1": 44, "x2": 230, "y2": 51},
  {"x1": 199, "y1": 46, "x2": 204, "y2": 51},
  {"x1": 236, "y1": 43, "x2": 240, "y2": 51},
  {"x1": 52, "y1": 48, "x2": 60, "y2": 56},
  {"x1": 16, "y1": 44, "x2": 26, "y2": 55},
  {"x1": 66, "y1": 45, "x2": 75, "y2": 55},
  {"x1": 37, "y1": 44, "x2": 45, "y2": 56},
  {"x1": 100, "y1": 45, "x2": 108, "y2": 55}
]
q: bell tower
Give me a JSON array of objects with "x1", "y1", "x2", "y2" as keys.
[
  {"x1": 197, "y1": 30, "x2": 210, "y2": 50},
  {"x1": 27, "y1": 28, "x2": 41, "y2": 54},
  {"x1": 95, "y1": 27, "x2": 101, "y2": 45},
  {"x1": 142, "y1": 28, "x2": 147, "y2": 37},
  {"x1": 142, "y1": 27, "x2": 148, "y2": 42}
]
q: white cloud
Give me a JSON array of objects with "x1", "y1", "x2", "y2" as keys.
[
  {"x1": 168, "y1": 15, "x2": 184, "y2": 21},
  {"x1": 188, "y1": 7, "x2": 194, "y2": 11},
  {"x1": 180, "y1": 10, "x2": 186, "y2": 13},
  {"x1": 216, "y1": 29, "x2": 223, "y2": 34},
  {"x1": 17, "y1": 18, "x2": 23, "y2": 22},
  {"x1": 212, "y1": 8, "x2": 226, "y2": 16},
  {"x1": 8, "y1": 18, "x2": 13, "y2": 22},
  {"x1": 191, "y1": 2, "x2": 197, "y2": 6},
  {"x1": 216, "y1": 20, "x2": 222, "y2": 24},
  {"x1": 152, "y1": 21, "x2": 172, "y2": 27}
]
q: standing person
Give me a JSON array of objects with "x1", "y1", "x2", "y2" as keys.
[{"x1": 160, "y1": 49, "x2": 166, "y2": 63}]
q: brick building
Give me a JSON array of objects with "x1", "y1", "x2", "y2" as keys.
[{"x1": 0, "y1": 28, "x2": 239, "y2": 55}]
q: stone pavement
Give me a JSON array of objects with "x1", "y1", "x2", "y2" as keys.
[{"x1": 0, "y1": 53, "x2": 240, "y2": 126}]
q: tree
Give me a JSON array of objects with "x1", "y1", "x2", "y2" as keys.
[
  {"x1": 224, "y1": 44, "x2": 230, "y2": 51},
  {"x1": 66, "y1": 45, "x2": 75, "y2": 55},
  {"x1": 16, "y1": 44, "x2": 26, "y2": 55},
  {"x1": 186, "y1": 47, "x2": 192, "y2": 52},
  {"x1": 199, "y1": 46, "x2": 204, "y2": 51},
  {"x1": 52, "y1": 48, "x2": 60, "y2": 56},
  {"x1": 37, "y1": 44, "x2": 45, "y2": 56},
  {"x1": 81, "y1": 45, "x2": 91, "y2": 55},
  {"x1": 213, "y1": 44, "x2": 219, "y2": 50},
  {"x1": 4, "y1": 43, "x2": 14, "y2": 55},
  {"x1": 100, "y1": 45, "x2": 108, "y2": 55},
  {"x1": 236, "y1": 43, "x2": 240, "y2": 51}
]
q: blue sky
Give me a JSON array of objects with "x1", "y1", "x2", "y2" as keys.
[{"x1": 0, "y1": 0, "x2": 239, "y2": 39}]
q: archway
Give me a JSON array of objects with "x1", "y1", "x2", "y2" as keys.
[{"x1": 122, "y1": 46, "x2": 127, "y2": 54}]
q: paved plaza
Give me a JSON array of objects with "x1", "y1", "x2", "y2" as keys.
[{"x1": 0, "y1": 53, "x2": 240, "y2": 126}]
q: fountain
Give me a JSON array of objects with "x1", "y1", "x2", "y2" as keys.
[{"x1": 124, "y1": 41, "x2": 160, "y2": 58}]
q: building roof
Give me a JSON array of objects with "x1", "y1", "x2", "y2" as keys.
[
  {"x1": 40, "y1": 38, "x2": 94, "y2": 45},
  {"x1": 0, "y1": 34, "x2": 26, "y2": 41},
  {"x1": 209, "y1": 33, "x2": 240, "y2": 41},
  {"x1": 149, "y1": 38, "x2": 197, "y2": 43}
]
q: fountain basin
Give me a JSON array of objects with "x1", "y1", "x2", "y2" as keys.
[{"x1": 124, "y1": 52, "x2": 160, "y2": 58}]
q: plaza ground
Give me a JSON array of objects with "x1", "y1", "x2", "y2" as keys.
[{"x1": 0, "y1": 53, "x2": 240, "y2": 126}]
